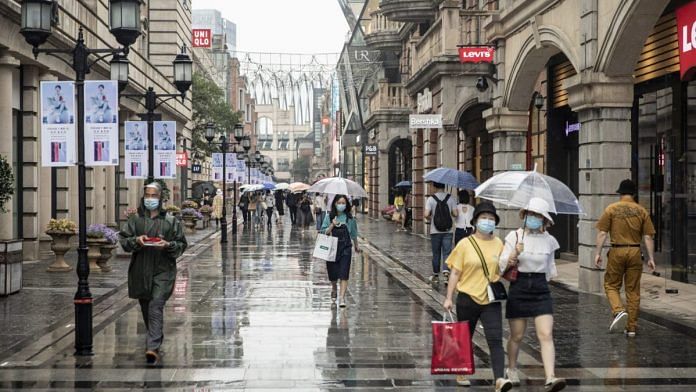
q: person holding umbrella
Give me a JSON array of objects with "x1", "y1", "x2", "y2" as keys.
[
  {"x1": 274, "y1": 190, "x2": 285, "y2": 222},
  {"x1": 321, "y1": 194, "x2": 360, "y2": 307},
  {"x1": 424, "y1": 182, "x2": 458, "y2": 283},
  {"x1": 499, "y1": 197, "x2": 566, "y2": 391}
]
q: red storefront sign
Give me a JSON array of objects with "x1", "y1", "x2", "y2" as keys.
[
  {"x1": 176, "y1": 152, "x2": 188, "y2": 167},
  {"x1": 192, "y1": 29, "x2": 212, "y2": 48},
  {"x1": 458, "y1": 46, "x2": 495, "y2": 63},
  {"x1": 322, "y1": 117, "x2": 330, "y2": 125},
  {"x1": 677, "y1": 2, "x2": 696, "y2": 80}
]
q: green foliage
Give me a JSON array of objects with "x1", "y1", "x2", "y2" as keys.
[
  {"x1": 191, "y1": 72, "x2": 242, "y2": 155},
  {"x1": 0, "y1": 155, "x2": 14, "y2": 213}
]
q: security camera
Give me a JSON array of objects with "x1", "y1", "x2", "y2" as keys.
[{"x1": 476, "y1": 77, "x2": 489, "y2": 92}]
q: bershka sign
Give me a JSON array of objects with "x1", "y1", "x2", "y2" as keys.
[
  {"x1": 409, "y1": 114, "x2": 442, "y2": 129},
  {"x1": 677, "y1": 2, "x2": 696, "y2": 80},
  {"x1": 458, "y1": 46, "x2": 495, "y2": 63},
  {"x1": 192, "y1": 29, "x2": 212, "y2": 48}
]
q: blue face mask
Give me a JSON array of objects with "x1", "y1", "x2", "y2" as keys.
[
  {"x1": 525, "y1": 216, "x2": 544, "y2": 230},
  {"x1": 476, "y1": 218, "x2": 496, "y2": 234},
  {"x1": 336, "y1": 204, "x2": 347, "y2": 212},
  {"x1": 144, "y1": 198, "x2": 160, "y2": 211}
]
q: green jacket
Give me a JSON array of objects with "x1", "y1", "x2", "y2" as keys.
[{"x1": 120, "y1": 210, "x2": 187, "y2": 300}]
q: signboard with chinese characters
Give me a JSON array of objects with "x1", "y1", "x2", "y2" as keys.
[
  {"x1": 40, "y1": 81, "x2": 76, "y2": 167},
  {"x1": 458, "y1": 46, "x2": 495, "y2": 63},
  {"x1": 417, "y1": 88, "x2": 432, "y2": 113},
  {"x1": 192, "y1": 29, "x2": 212, "y2": 48}
]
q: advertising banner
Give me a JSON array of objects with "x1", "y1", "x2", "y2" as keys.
[
  {"x1": 236, "y1": 159, "x2": 246, "y2": 183},
  {"x1": 125, "y1": 121, "x2": 148, "y2": 179},
  {"x1": 211, "y1": 152, "x2": 223, "y2": 181},
  {"x1": 154, "y1": 121, "x2": 176, "y2": 179},
  {"x1": 84, "y1": 81, "x2": 119, "y2": 166},
  {"x1": 40, "y1": 81, "x2": 76, "y2": 167},
  {"x1": 677, "y1": 2, "x2": 696, "y2": 80}
]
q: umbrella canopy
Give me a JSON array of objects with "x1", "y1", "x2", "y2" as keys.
[
  {"x1": 307, "y1": 177, "x2": 367, "y2": 198},
  {"x1": 242, "y1": 184, "x2": 265, "y2": 193},
  {"x1": 474, "y1": 168, "x2": 583, "y2": 215},
  {"x1": 239, "y1": 184, "x2": 255, "y2": 190},
  {"x1": 262, "y1": 182, "x2": 276, "y2": 190},
  {"x1": 394, "y1": 180, "x2": 412, "y2": 188},
  {"x1": 289, "y1": 182, "x2": 311, "y2": 193},
  {"x1": 424, "y1": 167, "x2": 479, "y2": 190},
  {"x1": 275, "y1": 182, "x2": 290, "y2": 191}
]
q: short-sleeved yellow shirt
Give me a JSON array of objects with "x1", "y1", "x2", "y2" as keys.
[
  {"x1": 446, "y1": 236, "x2": 504, "y2": 305},
  {"x1": 597, "y1": 200, "x2": 655, "y2": 245}
]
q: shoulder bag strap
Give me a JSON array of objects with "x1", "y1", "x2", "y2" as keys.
[{"x1": 468, "y1": 236, "x2": 491, "y2": 282}]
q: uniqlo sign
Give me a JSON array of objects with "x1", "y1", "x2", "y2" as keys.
[
  {"x1": 458, "y1": 46, "x2": 495, "y2": 63},
  {"x1": 677, "y1": 2, "x2": 696, "y2": 80},
  {"x1": 176, "y1": 151, "x2": 188, "y2": 167},
  {"x1": 192, "y1": 29, "x2": 212, "y2": 48}
]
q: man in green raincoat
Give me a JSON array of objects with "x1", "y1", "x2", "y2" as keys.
[{"x1": 120, "y1": 182, "x2": 187, "y2": 364}]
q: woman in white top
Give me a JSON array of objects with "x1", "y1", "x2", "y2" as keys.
[
  {"x1": 454, "y1": 190, "x2": 474, "y2": 244},
  {"x1": 264, "y1": 191, "x2": 275, "y2": 229},
  {"x1": 499, "y1": 197, "x2": 566, "y2": 392}
]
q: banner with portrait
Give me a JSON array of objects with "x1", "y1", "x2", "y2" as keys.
[
  {"x1": 124, "y1": 121, "x2": 148, "y2": 179},
  {"x1": 84, "y1": 80, "x2": 119, "y2": 166},
  {"x1": 40, "y1": 81, "x2": 76, "y2": 167},
  {"x1": 153, "y1": 121, "x2": 177, "y2": 179},
  {"x1": 211, "y1": 152, "x2": 223, "y2": 181}
]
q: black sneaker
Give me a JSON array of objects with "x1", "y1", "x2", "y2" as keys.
[
  {"x1": 145, "y1": 350, "x2": 160, "y2": 365},
  {"x1": 544, "y1": 377, "x2": 567, "y2": 391}
]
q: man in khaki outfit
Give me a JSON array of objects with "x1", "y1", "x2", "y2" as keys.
[{"x1": 594, "y1": 179, "x2": 656, "y2": 337}]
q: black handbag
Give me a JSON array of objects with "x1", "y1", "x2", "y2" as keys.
[{"x1": 468, "y1": 237, "x2": 508, "y2": 302}]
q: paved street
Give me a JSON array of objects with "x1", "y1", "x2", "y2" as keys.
[{"x1": 0, "y1": 216, "x2": 694, "y2": 390}]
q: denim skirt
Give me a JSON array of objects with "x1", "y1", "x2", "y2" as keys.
[{"x1": 506, "y1": 272, "x2": 553, "y2": 319}]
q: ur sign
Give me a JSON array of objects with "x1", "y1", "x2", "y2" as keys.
[
  {"x1": 193, "y1": 29, "x2": 212, "y2": 48},
  {"x1": 677, "y1": 2, "x2": 696, "y2": 80},
  {"x1": 458, "y1": 46, "x2": 495, "y2": 63}
]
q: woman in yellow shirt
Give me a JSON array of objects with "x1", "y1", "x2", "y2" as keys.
[{"x1": 443, "y1": 202, "x2": 512, "y2": 392}]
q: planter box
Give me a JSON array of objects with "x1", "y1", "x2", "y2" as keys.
[{"x1": 0, "y1": 239, "x2": 23, "y2": 296}]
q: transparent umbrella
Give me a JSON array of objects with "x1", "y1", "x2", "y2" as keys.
[
  {"x1": 307, "y1": 177, "x2": 367, "y2": 198},
  {"x1": 474, "y1": 166, "x2": 583, "y2": 215}
]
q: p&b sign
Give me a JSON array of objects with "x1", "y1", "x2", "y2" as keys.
[{"x1": 364, "y1": 144, "x2": 378, "y2": 156}]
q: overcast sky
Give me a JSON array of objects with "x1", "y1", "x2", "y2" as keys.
[{"x1": 192, "y1": 0, "x2": 349, "y2": 54}]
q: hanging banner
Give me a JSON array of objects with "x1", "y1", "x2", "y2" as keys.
[
  {"x1": 236, "y1": 160, "x2": 246, "y2": 183},
  {"x1": 211, "y1": 152, "x2": 223, "y2": 181},
  {"x1": 225, "y1": 153, "x2": 237, "y2": 182},
  {"x1": 40, "y1": 81, "x2": 76, "y2": 167},
  {"x1": 125, "y1": 121, "x2": 148, "y2": 179},
  {"x1": 154, "y1": 121, "x2": 177, "y2": 179},
  {"x1": 84, "y1": 81, "x2": 119, "y2": 166}
]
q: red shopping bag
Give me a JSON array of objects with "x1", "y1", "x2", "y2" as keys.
[{"x1": 431, "y1": 312, "x2": 475, "y2": 375}]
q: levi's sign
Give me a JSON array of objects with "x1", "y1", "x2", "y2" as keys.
[
  {"x1": 409, "y1": 114, "x2": 442, "y2": 129},
  {"x1": 458, "y1": 46, "x2": 495, "y2": 63},
  {"x1": 677, "y1": 2, "x2": 696, "y2": 80}
]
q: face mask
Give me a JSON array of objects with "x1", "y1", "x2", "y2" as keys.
[
  {"x1": 144, "y1": 198, "x2": 160, "y2": 211},
  {"x1": 336, "y1": 204, "x2": 347, "y2": 212},
  {"x1": 476, "y1": 218, "x2": 496, "y2": 234},
  {"x1": 525, "y1": 216, "x2": 544, "y2": 230}
]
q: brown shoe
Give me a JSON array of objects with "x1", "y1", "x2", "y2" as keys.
[{"x1": 145, "y1": 350, "x2": 160, "y2": 365}]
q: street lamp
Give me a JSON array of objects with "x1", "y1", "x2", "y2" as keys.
[
  {"x1": 206, "y1": 123, "x2": 245, "y2": 242},
  {"x1": 20, "y1": 0, "x2": 139, "y2": 356},
  {"x1": 110, "y1": 53, "x2": 129, "y2": 92},
  {"x1": 121, "y1": 45, "x2": 193, "y2": 183}
]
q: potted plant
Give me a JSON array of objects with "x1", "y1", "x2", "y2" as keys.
[
  {"x1": 45, "y1": 218, "x2": 77, "y2": 272},
  {"x1": 199, "y1": 205, "x2": 213, "y2": 228},
  {"x1": 0, "y1": 155, "x2": 21, "y2": 296},
  {"x1": 180, "y1": 208, "x2": 202, "y2": 234},
  {"x1": 86, "y1": 224, "x2": 117, "y2": 272},
  {"x1": 181, "y1": 200, "x2": 199, "y2": 209},
  {"x1": 164, "y1": 204, "x2": 181, "y2": 218}
]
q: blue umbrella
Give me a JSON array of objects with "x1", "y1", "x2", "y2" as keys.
[
  {"x1": 262, "y1": 182, "x2": 275, "y2": 190},
  {"x1": 424, "y1": 167, "x2": 479, "y2": 189},
  {"x1": 394, "y1": 180, "x2": 412, "y2": 188}
]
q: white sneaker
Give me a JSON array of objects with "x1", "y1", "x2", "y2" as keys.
[
  {"x1": 495, "y1": 378, "x2": 513, "y2": 392},
  {"x1": 609, "y1": 311, "x2": 628, "y2": 333},
  {"x1": 455, "y1": 375, "x2": 471, "y2": 386},
  {"x1": 505, "y1": 368, "x2": 520, "y2": 386}
]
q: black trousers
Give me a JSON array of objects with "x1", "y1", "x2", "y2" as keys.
[
  {"x1": 456, "y1": 293, "x2": 505, "y2": 380},
  {"x1": 289, "y1": 206, "x2": 297, "y2": 224},
  {"x1": 266, "y1": 208, "x2": 273, "y2": 226}
]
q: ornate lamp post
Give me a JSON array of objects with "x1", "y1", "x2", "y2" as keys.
[
  {"x1": 206, "y1": 123, "x2": 245, "y2": 242},
  {"x1": 20, "y1": 0, "x2": 140, "y2": 356}
]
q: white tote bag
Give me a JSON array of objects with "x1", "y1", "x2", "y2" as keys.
[{"x1": 313, "y1": 233, "x2": 338, "y2": 262}]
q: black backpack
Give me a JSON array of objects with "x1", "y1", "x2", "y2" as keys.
[{"x1": 432, "y1": 194, "x2": 452, "y2": 232}]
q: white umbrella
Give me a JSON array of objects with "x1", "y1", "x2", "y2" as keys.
[
  {"x1": 474, "y1": 165, "x2": 583, "y2": 215},
  {"x1": 242, "y1": 184, "x2": 265, "y2": 193},
  {"x1": 275, "y1": 182, "x2": 290, "y2": 191},
  {"x1": 307, "y1": 177, "x2": 367, "y2": 198}
]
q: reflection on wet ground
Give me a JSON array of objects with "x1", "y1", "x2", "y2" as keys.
[{"x1": 0, "y1": 217, "x2": 694, "y2": 390}]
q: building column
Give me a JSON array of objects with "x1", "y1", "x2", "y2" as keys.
[
  {"x1": 483, "y1": 108, "x2": 528, "y2": 232},
  {"x1": 411, "y1": 129, "x2": 425, "y2": 235},
  {"x1": 441, "y1": 127, "x2": 458, "y2": 169},
  {"x1": 566, "y1": 73, "x2": 634, "y2": 293},
  {"x1": 0, "y1": 52, "x2": 19, "y2": 241}
]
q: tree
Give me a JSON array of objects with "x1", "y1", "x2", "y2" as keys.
[
  {"x1": 191, "y1": 72, "x2": 242, "y2": 154},
  {"x1": 291, "y1": 156, "x2": 311, "y2": 182},
  {"x1": 0, "y1": 155, "x2": 14, "y2": 213}
]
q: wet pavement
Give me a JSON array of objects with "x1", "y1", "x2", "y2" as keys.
[{"x1": 0, "y1": 216, "x2": 694, "y2": 390}]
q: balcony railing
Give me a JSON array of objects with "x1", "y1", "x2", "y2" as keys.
[
  {"x1": 366, "y1": 11, "x2": 403, "y2": 35},
  {"x1": 369, "y1": 82, "x2": 409, "y2": 114},
  {"x1": 379, "y1": 0, "x2": 441, "y2": 23},
  {"x1": 365, "y1": 10, "x2": 404, "y2": 50}
]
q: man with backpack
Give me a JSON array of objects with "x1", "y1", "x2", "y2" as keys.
[{"x1": 424, "y1": 182, "x2": 458, "y2": 283}]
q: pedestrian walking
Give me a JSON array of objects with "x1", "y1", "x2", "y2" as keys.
[
  {"x1": 297, "y1": 192, "x2": 314, "y2": 231},
  {"x1": 393, "y1": 190, "x2": 406, "y2": 231},
  {"x1": 499, "y1": 197, "x2": 566, "y2": 391},
  {"x1": 424, "y1": 182, "x2": 458, "y2": 283},
  {"x1": 314, "y1": 193, "x2": 326, "y2": 231},
  {"x1": 454, "y1": 190, "x2": 474, "y2": 244},
  {"x1": 442, "y1": 202, "x2": 512, "y2": 391},
  {"x1": 264, "y1": 190, "x2": 275, "y2": 230},
  {"x1": 119, "y1": 182, "x2": 187, "y2": 365},
  {"x1": 200, "y1": 188, "x2": 212, "y2": 207},
  {"x1": 287, "y1": 192, "x2": 298, "y2": 225},
  {"x1": 211, "y1": 189, "x2": 223, "y2": 229},
  {"x1": 239, "y1": 192, "x2": 249, "y2": 225},
  {"x1": 321, "y1": 194, "x2": 360, "y2": 308},
  {"x1": 594, "y1": 179, "x2": 656, "y2": 337},
  {"x1": 275, "y1": 190, "x2": 285, "y2": 222}
]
